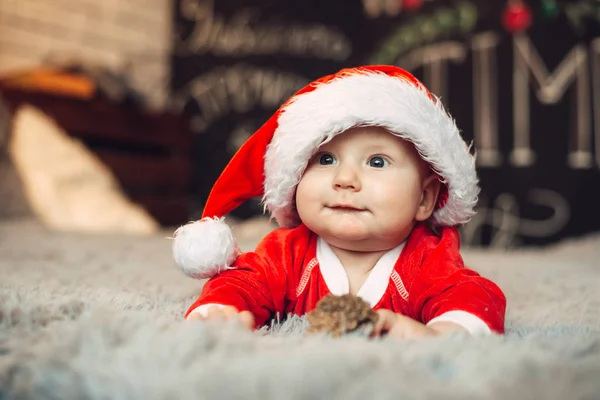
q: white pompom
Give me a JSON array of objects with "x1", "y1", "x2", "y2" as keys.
[{"x1": 172, "y1": 217, "x2": 239, "y2": 279}]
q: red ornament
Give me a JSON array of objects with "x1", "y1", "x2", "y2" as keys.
[
  {"x1": 502, "y1": 1, "x2": 533, "y2": 34},
  {"x1": 402, "y1": 0, "x2": 423, "y2": 12}
]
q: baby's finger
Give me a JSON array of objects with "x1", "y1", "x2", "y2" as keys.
[
  {"x1": 237, "y1": 311, "x2": 255, "y2": 329},
  {"x1": 387, "y1": 322, "x2": 408, "y2": 340},
  {"x1": 221, "y1": 306, "x2": 240, "y2": 319},
  {"x1": 371, "y1": 318, "x2": 385, "y2": 336},
  {"x1": 186, "y1": 312, "x2": 204, "y2": 321},
  {"x1": 206, "y1": 306, "x2": 228, "y2": 320},
  {"x1": 371, "y1": 310, "x2": 394, "y2": 337}
]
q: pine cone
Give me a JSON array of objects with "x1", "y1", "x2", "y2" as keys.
[{"x1": 306, "y1": 294, "x2": 379, "y2": 337}]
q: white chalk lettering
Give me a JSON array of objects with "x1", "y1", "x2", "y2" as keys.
[
  {"x1": 462, "y1": 189, "x2": 571, "y2": 248},
  {"x1": 396, "y1": 32, "x2": 600, "y2": 170},
  {"x1": 471, "y1": 32, "x2": 502, "y2": 167},
  {"x1": 171, "y1": 65, "x2": 309, "y2": 134},
  {"x1": 176, "y1": 0, "x2": 351, "y2": 61},
  {"x1": 512, "y1": 34, "x2": 592, "y2": 168}
]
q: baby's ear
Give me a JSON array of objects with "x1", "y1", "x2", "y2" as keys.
[{"x1": 415, "y1": 175, "x2": 442, "y2": 222}]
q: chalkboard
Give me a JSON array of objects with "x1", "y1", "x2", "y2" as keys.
[{"x1": 171, "y1": 0, "x2": 600, "y2": 247}]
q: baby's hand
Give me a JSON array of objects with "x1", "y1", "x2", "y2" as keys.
[
  {"x1": 187, "y1": 305, "x2": 255, "y2": 330},
  {"x1": 372, "y1": 309, "x2": 438, "y2": 340}
]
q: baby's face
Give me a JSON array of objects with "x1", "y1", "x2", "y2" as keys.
[{"x1": 296, "y1": 126, "x2": 433, "y2": 252}]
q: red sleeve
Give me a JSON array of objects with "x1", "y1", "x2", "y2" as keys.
[
  {"x1": 404, "y1": 225, "x2": 507, "y2": 334},
  {"x1": 184, "y1": 228, "x2": 293, "y2": 326}
]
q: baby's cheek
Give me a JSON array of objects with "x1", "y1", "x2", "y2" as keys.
[
  {"x1": 373, "y1": 188, "x2": 410, "y2": 209},
  {"x1": 297, "y1": 173, "x2": 326, "y2": 200},
  {"x1": 374, "y1": 193, "x2": 418, "y2": 225},
  {"x1": 296, "y1": 181, "x2": 319, "y2": 220}
]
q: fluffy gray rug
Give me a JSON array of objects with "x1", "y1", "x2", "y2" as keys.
[{"x1": 1, "y1": 218, "x2": 600, "y2": 400}]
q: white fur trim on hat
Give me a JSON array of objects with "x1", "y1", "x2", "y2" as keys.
[
  {"x1": 172, "y1": 217, "x2": 239, "y2": 279},
  {"x1": 263, "y1": 71, "x2": 479, "y2": 227}
]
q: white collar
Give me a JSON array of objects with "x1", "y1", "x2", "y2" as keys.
[{"x1": 316, "y1": 237, "x2": 405, "y2": 308}]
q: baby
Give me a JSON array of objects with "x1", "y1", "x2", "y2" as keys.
[{"x1": 173, "y1": 65, "x2": 506, "y2": 339}]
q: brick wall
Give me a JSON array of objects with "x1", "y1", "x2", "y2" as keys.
[{"x1": 0, "y1": 0, "x2": 172, "y2": 109}]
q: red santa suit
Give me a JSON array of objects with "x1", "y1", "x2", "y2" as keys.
[{"x1": 185, "y1": 223, "x2": 506, "y2": 334}]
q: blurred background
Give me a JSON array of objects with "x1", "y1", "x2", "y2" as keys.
[{"x1": 0, "y1": 0, "x2": 599, "y2": 248}]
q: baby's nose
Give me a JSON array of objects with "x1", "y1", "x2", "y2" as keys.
[{"x1": 333, "y1": 165, "x2": 361, "y2": 190}]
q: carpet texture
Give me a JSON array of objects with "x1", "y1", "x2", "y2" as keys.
[{"x1": 1, "y1": 218, "x2": 600, "y2": 399}]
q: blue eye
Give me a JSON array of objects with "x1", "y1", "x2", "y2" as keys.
[
  {"x1": 368, "y1": 156, "x2": 388, "y2": 168},
  {"x1": 319, "y1": 153, "x2": 336, "y2": 165}
]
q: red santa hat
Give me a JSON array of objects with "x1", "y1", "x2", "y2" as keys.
[{"x1": 173, "y1": 65, "x2": 479, "y2": 279}]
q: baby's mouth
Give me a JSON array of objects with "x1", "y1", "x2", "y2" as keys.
[{"x1": 328, "y1": 204, "x2": 366, "y2": 212}]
